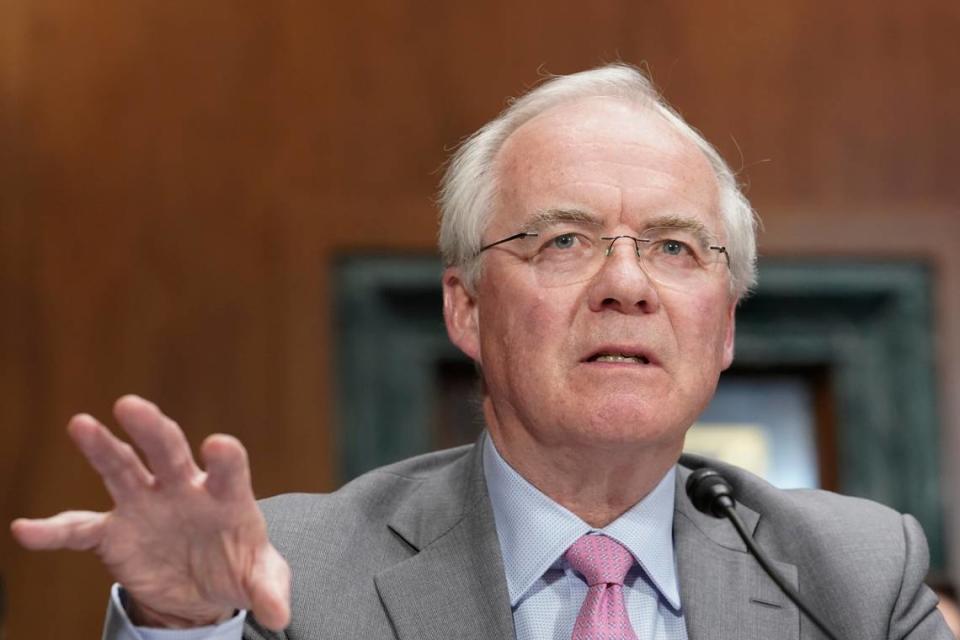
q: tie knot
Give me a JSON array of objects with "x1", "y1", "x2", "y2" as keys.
[{"x1": 564, "y1": 534, "x2": 635, "y2": 586}]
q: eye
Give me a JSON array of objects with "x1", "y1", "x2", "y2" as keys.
[
  {"x1": 534, "y1": 231, "x2": 593, "y2": 263},
  {"x1": 661, "y1": 239, "x2": 689, "y2": 256},
  {"x1": 648, "y1": 237, "x2": 704, "y2": 266},
  {"x1": 550, "y1": 233, "x2": 578, "y2": 250}
]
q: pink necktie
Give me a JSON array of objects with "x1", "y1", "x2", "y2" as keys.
[{"x1": 565, "y1": 534, "x2": 639, "y2": 640}]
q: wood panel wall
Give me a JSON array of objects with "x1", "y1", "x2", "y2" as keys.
[{"x1": 2, "y1": 1, "x2": 958, "y2": 636}]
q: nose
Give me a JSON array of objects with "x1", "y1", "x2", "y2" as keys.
[{"x1": 586, "y1": 236, "x2": 660, "y2": 315}]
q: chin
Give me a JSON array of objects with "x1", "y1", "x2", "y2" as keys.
[{"x1": 575, "y1": 401, "x2": 687, "y2": 449}]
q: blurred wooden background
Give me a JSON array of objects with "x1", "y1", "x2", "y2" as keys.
[{"x1": 2, "y1": 1, "x2": 959, "y2": 636}]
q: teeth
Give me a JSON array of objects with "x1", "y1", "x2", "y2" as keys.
[{"x1": 595, "y1": 353, "x2": 647, "y2": 364}]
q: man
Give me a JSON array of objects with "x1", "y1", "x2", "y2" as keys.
[{"x1": 11, "y1": 64, "x2": 952, "y2": 639}]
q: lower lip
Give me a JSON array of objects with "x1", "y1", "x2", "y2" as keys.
[{"x1": 582, "y1": 359, "x2": 657, "y2": 368}]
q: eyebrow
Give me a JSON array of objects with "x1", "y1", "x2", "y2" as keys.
[
  {"x1": 518, "y1": 210, "x2": 722, "y2": 246},
  {"x1": 520, "y1": 208, "x2": 605, "y2": 232},
  {"x1": 641, "y1": 215, "x2": 718, "y2": 247}
]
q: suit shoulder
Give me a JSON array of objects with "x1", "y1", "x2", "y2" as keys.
[
  {"x1": 258, "y1": 443, "x2": 477, "y2": 536},
  {"x1": 679, "y1": 453, "x2": 916, "y2": 566},
  {"x1": 680, "y1": 453, "x2": 903, "y2": 524}
]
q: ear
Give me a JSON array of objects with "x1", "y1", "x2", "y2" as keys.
[
  {"x1": 721, "y1": 300, "x2": 737, "y2": 371},
  {"x1": 442, "y1": 267, "x2": 482, "y2": 363}
]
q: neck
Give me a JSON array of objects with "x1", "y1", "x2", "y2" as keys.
[{"x1": 483, "y1": 401, "x2": 682, "y2": 528}]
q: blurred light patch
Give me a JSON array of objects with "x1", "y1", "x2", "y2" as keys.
[
  {"x1": 685, "y1": 423, "x2": 770, "y2": 479},
  {"x1": 686, "y1": 375, "x2": 820, "y2": 489}
]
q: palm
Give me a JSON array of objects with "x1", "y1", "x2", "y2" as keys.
[
  {"x1": 99, "y1": 474, "x2": 266, "y2": 623},
  {"x1": 10, "y1": 396, "x2": 291, "y2": 630}
]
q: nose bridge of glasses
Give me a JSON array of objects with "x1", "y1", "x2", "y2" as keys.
[
  {"x1": 591, "y1": 234, "x2": 661, "y2": 287},
  {"x1": 602, "y1": 235, "x2": 643, "y2": 258}
]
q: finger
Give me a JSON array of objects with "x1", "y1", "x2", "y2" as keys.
[
  {"x1": 247, "y1": 545, "x2": 291, "y2": 631},
  {"x1": 10, "y1": 511, "x2": 108, "y2": 551},
  {"x1": 200, "y1": 434, "x2": 254, "y2": 502},
  {"x1": 114, "y1": 395, "x2": 200, "y2": 484},
  {"x1": 67, "y1": 413, "x2": 153, "y2": 501}
]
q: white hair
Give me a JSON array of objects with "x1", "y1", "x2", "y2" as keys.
[{"x1": 438, "y1": 63, "x2": 759, "y2": 300}]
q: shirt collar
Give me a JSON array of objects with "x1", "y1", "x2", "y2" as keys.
[{"x1": 482, "y1": 434, "x2": 681, "y2": 610}]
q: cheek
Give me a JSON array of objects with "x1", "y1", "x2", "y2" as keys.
[
  {"x1": 479, "y1": 285, "x2": 572, "y2": 375},
  {"x1": 672, "y1": 293, "x2": 732, "y2": 362}
]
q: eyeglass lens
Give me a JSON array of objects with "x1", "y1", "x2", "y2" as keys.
[{"x1": 525, "y1": 227, "x2": 725, "y2": 289}]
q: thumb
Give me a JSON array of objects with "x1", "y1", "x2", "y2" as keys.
[{"x1": 11, "y1": 511, "x2": 109, "y2": 551}]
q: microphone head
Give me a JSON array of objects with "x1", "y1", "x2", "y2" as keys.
[{"x1": 685, "y1": 467, "x2": 736, "y2": 518}]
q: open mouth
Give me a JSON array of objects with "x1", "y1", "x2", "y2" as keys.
[{"x1": 586, "y1": 352, "x2": 652, "y2": 365}]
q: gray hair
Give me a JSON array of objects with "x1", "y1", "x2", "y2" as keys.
[{"x1": 438, "y1": 63, "x2": 759, "y2": 300}]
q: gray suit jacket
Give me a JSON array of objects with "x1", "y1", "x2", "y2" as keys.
[{"x1": 241, "y1": 440, "x2": 949, "y2": 640}]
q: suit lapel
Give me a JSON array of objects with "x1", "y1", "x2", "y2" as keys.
[
  {"x1": 674, "y1": 465, "x2": 800, "y2": 640},
  {"x1": 374, "y1": 439, "x2": 515, "y2": 640},
  {"x1": 371, "y1": 445, "x2": 804, "y2": 640}
]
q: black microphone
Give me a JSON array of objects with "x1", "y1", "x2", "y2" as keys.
[{"x1": 685, "y1": 468, "x2": 841, "y2": 640}]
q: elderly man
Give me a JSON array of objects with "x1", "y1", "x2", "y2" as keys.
[{"x1": 11, "y1": 65, "x2": 952, "y2": 639}]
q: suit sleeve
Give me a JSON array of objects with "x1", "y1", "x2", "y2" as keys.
[{"x1": 890, "y1": 514, "x2": 953, "y2": 639}]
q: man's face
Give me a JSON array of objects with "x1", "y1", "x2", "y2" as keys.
[{"x1": 443, "y1": 97, "x2": 737, "y2": 458}]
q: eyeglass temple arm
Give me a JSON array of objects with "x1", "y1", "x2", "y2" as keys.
[
  {"x1": 478, "y1": 232, "x2": 539, "y2": 254},
  {"x1": 710, "y1": 245, "x2": 730, "y2": 265}
]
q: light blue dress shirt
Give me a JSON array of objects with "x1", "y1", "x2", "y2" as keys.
[
  {"x1": 108, "y1": 583, "x2": 244, "y2": 640},
  {"x1": 483, "y1": 436, "x2": 688, "y2": 640},
  {"x1": 109, "y1": 435, "x2": 687, "y2": 639}
]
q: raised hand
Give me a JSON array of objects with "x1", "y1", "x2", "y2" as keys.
[{"x1": 10, "y1": 395, "x2": 291, "y2": 630}]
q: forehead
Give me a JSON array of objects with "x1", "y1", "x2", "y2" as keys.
[{"x1": 491, "y1": 97, "x2": 722, "y2": 235}]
